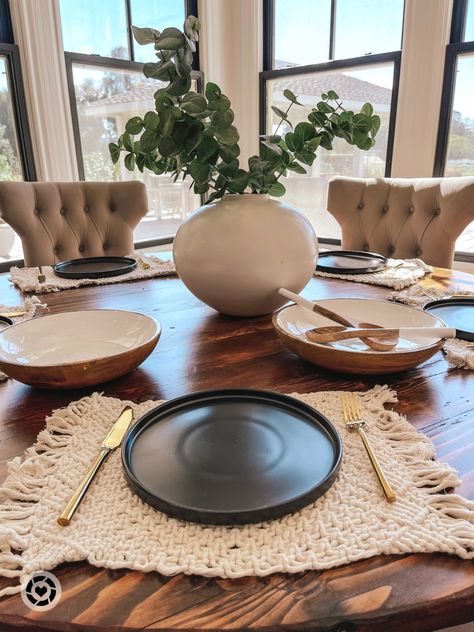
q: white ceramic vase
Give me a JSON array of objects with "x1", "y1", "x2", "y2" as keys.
[
  {"x1": 173, "y1": 194, "x2": 319, "y2": 316},
  {"x1": 0, "y1": 223, "x2": 15, "y2": 258}
]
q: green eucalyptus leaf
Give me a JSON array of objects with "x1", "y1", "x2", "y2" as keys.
[
  {"x1": 294, "y1": 150, "x2": 315, "y2": 166},
  {"x1": 288, "y1": 161, "x2": 307, "y2": 174},
  {"x1": 218, "y1": 143, "x2": 240, "y2": 162},
  {"x1": 109, "y1": 142, "x2": 120, "y2": 164},
  {"x1": 327, "y1": 90, "x2": 339, "y2": 100},
  {"x1": 308, "y1": 111, "x2": 327, "y2": 126},
  {"x1": 158, "y1": 136, "x2": 179, "y2": 156},
  {"x1": 268, "y1": 182, "x2": 286, "y2": 197},
  {"x1": 154, "y1": 27, "x2": 185, "y2": 50},
  {"x1": 261, "y1": 140, "x2": 282, "y2": 156},
  {"x1": 131, "y1": 25, "x2": 161, "y2": 45},
  {"x1": 122, "y1": 132, "x2": 133, "y2": 152},
  {"x1": 125, "y1": 116, "x2": 143, "y2": 135},
  {"x1": 181, "y1": 92, "x2": 207, "y2": 114},
  {"x1": 207, "y1": 189, "x2": 226, "y2": 204},
  {"x1": 167, "y1": 74, "x2": 191, "y2": 96},
  {"x1": 159, "y1": 108, "x2": 176, "y2": 136},
  {"x1": 144, "y1": 61, "x2": 176, "y2": 82},
  {"x1": 184, "y1": 15, "x2": 200, "y2": 40},
  {"x1": 188, "y1": 158, "x2": 209, "y2": 184},
  {"x1": 283, "y1": 88, "x2": 302, "y2": 105},
  {"x1": 208, "y1": 93, "x2": 231, "y2": 112},
  {"x1": 361, "y1": 103, "x2": 374, "y2": 116},
  {"x1": 284, "y1": 132, "x2": 303, "y2": 152},
  {"x1": 211, "y1": 109, "x2": 234, "y2": 128},
  {"x1": 294, "y1": 121, "x2": 315, "y2": 141},
  {"x1": 143, "y1": 111, "x2": 160, "y2": 129},
  {"x1": 205, "y1": 82, "x2": 221, "y2": 99},
  {"x1": 371, "y1": 115, "x2": 381, "y2": 133},
  {"x1": 271, "y1": 105, "x2": 288, "y2": 120},
  {"x1": 196, "y1": 135, "x2": 219, "y2": 161},
  {"x1": 218, "y1": 159, "x2": 239, "y2": 178},
  {"x1": 140, "y1": 129, "x2": 160, "y2": 152},
  {"x1": 124, "y1": 153, "x2": 135, "y2": 170},
  {"x1": 316, "y1": 101, "x2": 334, "y2": 114},
  {"x1": 318, "y1": 133, "x2": 333, "y2": 151},
  {"x1": 227, "y1": 169, "x2": 249, "y2": 193},
  {"x1": 214, "y1": 125, "x2": 239, "y2": 145},
  {"x1": 136, "y1": 153, "x2": 146, "y2": 172}
]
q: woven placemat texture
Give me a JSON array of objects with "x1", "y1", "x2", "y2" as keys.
[
  {"x1": 0, "y1": 297, "x2": 47, "y2": 382},
  {"x1": 314, "y1": 258, "x2": 433, "y2": 290},
  {"x1": 0, "y1": 386, "x2": 473, "y2": 597},
  {"x1": 389, "y1": 284, "x2": 474, "y2": 370},
  {"x1": 9, "y1": 253, "x2": 176, "y2": 294}
]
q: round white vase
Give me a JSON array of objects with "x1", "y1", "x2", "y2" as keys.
[
  {"x1": 0, "y1": 223, "x2": 15, "y2": 258},
  {"x1": 173, "y1": 194, "x2": 319, "y2": 316}
]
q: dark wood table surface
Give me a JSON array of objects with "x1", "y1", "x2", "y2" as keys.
[{"x1": 0, "y1": 261, "x2": 473, "y2": 632}]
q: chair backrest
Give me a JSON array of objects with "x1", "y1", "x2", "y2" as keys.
[
  {"x1": 327, "y1": 176, "x2": 474, "y2": 268},
  {"x1": 0, "y1": 181, "x2": 148, "y2": 267}
]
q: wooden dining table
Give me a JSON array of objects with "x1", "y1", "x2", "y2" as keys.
[{"x1": 0, "y1": 259, "x2": 473, "y2": 632}]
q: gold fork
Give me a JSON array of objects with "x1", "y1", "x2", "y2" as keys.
[
  {"x1": 37, "y1": 266, "x2": 46, "y2": 283},
  {"x1": 136, "y1": 254, "x2": 150, "y2": 269},
  {"x1": 341, "y1": 392, "x2": 396, "y2": 503}
]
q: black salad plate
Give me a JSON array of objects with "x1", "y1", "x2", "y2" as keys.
[
  {"x1": 122, "y1": 389, "x2": 343, "y2": 525},
  {"x1": 423, "y1": 298, "x2": 474, "y2": 341},
  {"x1": 0, "y1": 316, "x2": 13, "y2": 331},
  {"x1": 316, "y1": 250, "x2": 387, "y2": 274},
  {"x1": 53, "y1": 256, "x2": 137, "y2": 279}
]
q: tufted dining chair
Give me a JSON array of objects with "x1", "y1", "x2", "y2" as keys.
[
  {"x1": 0, "y1": 181, "x2": 149, "y2": 267},
  {"x1": 327, "y1": 176, "x2": 474, "y2": 268}
]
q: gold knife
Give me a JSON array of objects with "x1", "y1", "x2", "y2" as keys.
[
  {"x1": 57, "y1": 406, "x2": 134, "y2": 526},
  {"x1": 0, "y1": 311, "x2": 28, "y2": 318}
]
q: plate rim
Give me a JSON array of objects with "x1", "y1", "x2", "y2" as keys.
[
  {"x1": 423, "y1": 297, "x2": 474, "y2": 341},
  {"x1": 0, "y1": 309, "x2": 161, "y2": 368},
  {"x1": 274, "y1": 298, "x2": 448, "y2": 355},
  {"x1": 122, "y1": 388, "x2": 343, "y2": 524},
  {"x1": 53, "y1": 255, "x2": 137, "y2": 279},
  {"x1": 316, "y1": 250, "x2": 387, "y2": 275}
]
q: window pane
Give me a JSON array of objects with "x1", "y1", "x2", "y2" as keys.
[
  {"x1": 444, "y1": 53, "x2": 474, "y2": 253},
  {"x1": 0, "y1": 55, "x2": 24, "y2": 263},
  {"x1": 59, "y1": 0, "x2": 129, "y2": 59},
  {"x1": 131, "y1": 0, "x2": 185, "y2": 63},
  {"x1": 71, "y1": 63, "x2": 198, "y2": 242},
  {"x1": 465, "y1": 0, "x2": 474, "y2": 42},
  {"x1": 267, "y1": 64, "x2": 394, "y2": 240},
  {"x1": 274, "y1": 0, "x2": 331, "y2": 69},
  {"x1": 334, "y1": 0, "x2": 404, "y2": 59}
]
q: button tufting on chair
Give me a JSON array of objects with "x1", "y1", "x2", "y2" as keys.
[
  {"x1": 416, "y1": 248, "x2": 422, "y2": 256},
  {"x1": 110, "y1": 204, "x2": 116, "y2": 213},
  {"x1": 0, "y1": 181, "x2": 149, "y2": 266},
  {"x1": 327, "y1": 176, "x2": 474, "y2": 268},
  {"x1": 363, "y1": 244, "x2": 369, "y2": 251},
  {"x1": 103, "y1": 242, "x2": 109, "y2": 250}
]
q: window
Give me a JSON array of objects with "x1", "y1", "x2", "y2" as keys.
[
  {"x1": 0, "y1": 0, "x2": 36, "y2": 266},
  {"x1": 435, "y1": 0, "x2": 474, "y2": 255},
  {"x1": 60, "y1": 0, "x2": 200, "y2": 247},
  {"x1": 262, "y1": 0, "x2": 403, "y2": 241}
]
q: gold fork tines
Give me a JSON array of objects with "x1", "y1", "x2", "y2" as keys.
[
  {"x1": 137, "y1": 255, "x2": 151, "y2": 270},
  {"x1": 37, "y1": 266, "x2": 46, "y2": 283},
  {"x1": 341, "y1": 392, "x2": 396, "y2": 503}
]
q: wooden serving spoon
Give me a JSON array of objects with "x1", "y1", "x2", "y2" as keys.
[
  {"x1": 306, "y1": 325, "x2": 456, "y2": 348},
  {"x1": 278, "y1": 288, "x2": 398, "y2": 352}
]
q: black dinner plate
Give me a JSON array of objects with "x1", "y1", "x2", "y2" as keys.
[
  {"x1": 316, "y1": 250, "x2": 387, "y2": 274},
  {"x1": 423, "y1": 298, "x2": 474, "y2": 341},
  {"x1": 122, "y1": 389, "x2": 342, "y2": 525},
  {"x1": 53, "y1": 256, "x2": 137, "y2": 279}
]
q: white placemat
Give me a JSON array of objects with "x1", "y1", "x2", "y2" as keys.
[
  {"x1": 314, "y1": 258, "x2": 433, "y2": 290},
  {"x1": 9, "y1": 254, "x2": 176, "y2": 294},
  {"x1": 0, "y1": 386, "x2": 472, "y2": 597},
  {"x1": 389, "y1": 284, "x2": 474, "y2": 370},
  {"x1": 0, "y1": 297, "x2": 47, "y2": 382}
]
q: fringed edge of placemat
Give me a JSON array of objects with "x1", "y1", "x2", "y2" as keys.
[{"x1": 0, "y1": 387, "x2": 473, "y2": 596}]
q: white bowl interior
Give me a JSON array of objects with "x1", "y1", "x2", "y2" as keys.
[
  {"x1": 0, "y1": 310, "x2": 158, "y2": 366},
  {"x1": 276, "y1": 298, "x2": 446, "y2": 354}
]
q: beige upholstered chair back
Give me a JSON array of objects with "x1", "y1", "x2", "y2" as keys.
[
  {"x1": 0, "y1": 181, "x2": 148, "y2": 267},
  {"x1": 327, "y1": 176, "x2": 474, "y2": 268}
]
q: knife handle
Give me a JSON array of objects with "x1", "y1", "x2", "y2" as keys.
[{"x1": 57, "y1": 448, "x2": 110, "y2": 526}]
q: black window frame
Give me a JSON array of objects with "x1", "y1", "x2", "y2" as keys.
[
  {"x1": 434, "y1": 0, "x2": 474, "y2": 262},
  {"x1": 0, "y1": 0, "x2": 36, "y2": 182},
  {"x1": 261, "y1": 0, "x2": 403, "y2": 245},
  {"x1": 62, "y1": 0, "x2": 200, "y2": 249}
]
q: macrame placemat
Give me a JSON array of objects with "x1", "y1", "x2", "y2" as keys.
[
  {"x1": 314, "y1": 258, "x2": 433, "y2": 290},
  {"x1": 0, "y1": 386, "x2": 473, "y2": 597},
  {"x1": 0, "y1": 296, "x2": 47, "y2": 382},
  {"x1": 9, "y1": 253, "x2": 176, "y2": 294},
  {"x1": 389, "y1": 284, "x2": 474, "y2": 370}
]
